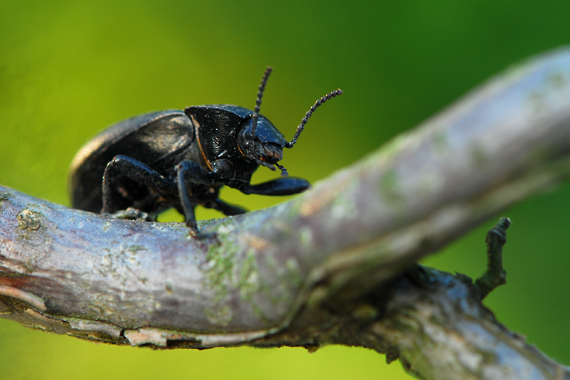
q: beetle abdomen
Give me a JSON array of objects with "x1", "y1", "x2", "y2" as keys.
[{"x1": 69, "y1": 110, "x2": 195, "y2": 213}]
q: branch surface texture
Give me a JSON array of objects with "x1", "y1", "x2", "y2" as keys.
[{"x1": 3, "y1": 48, "x2": 570, "y2": 379}]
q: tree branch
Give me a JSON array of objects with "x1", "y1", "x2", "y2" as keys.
[{"x1": 3, "y1": 47, "x2": 570, "y2": 378}]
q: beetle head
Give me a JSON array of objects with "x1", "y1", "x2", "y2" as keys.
[
  {"x1": 238, "y1": 116, "x2": 289, "y2": 176},
  {"x1": 240, "y1": 66, "x2": 343, "y2": 177}
]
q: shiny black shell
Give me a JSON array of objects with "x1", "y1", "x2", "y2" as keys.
[{"x1": 69, "y1": 106, "x2": 281, "y2": 214}]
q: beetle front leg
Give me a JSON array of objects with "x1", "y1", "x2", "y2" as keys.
[{"x1": 239, "y1": 177, "x2": 310, "y2": 196}]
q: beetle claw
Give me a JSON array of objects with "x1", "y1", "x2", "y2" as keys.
[
  {"x1": 190, "y1": 229, "x2": 218, "y2": 240},
  {"x1": 110, "y1": 208, "x2": 154, "y2": 222}
]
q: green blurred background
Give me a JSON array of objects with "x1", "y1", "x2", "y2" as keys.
[{"x1": 1, "y1": 0, "x2": 570, "y2": 378}]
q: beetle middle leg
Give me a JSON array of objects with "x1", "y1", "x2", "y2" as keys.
[
  {"x1": 102, "y1": 155, "x2": 176, "y2": 215},
  {"x1": 175, "y1": 160, "x2": 220, "y2": 235},
  {"x1": 206, "y1": 199, "x2": 247, "y2": 216}
]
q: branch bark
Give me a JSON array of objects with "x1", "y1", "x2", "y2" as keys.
[{"x1": 3, "y1": 47, "x2": 570, "y2": 379}]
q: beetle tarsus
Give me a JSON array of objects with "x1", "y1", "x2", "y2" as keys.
[{"x1": 110, "y1": 208, "x2": 154, "y2": 222}]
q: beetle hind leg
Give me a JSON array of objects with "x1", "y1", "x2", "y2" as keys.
[
  {"x1": 207, "y1": 199, "x2": 248, "y2": 216},
  {"x1": 102, "y1": 155, "x2": 176, "y2": 215}
]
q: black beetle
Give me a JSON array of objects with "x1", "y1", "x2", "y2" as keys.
[{"x1": 68, "y1": 67, "x2": 342, "y2": 236}]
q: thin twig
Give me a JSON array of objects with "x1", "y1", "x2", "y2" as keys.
[{"x1": 475, "y1": 217, "x2": 511, "y2": 299}]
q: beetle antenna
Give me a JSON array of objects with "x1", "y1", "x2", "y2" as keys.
[
  {"x1": 286, "y1": 89, "x2": 343, "y2": 149},
  {"x1": 249, "y1": 66, "x2": 273, "y2": 138}
]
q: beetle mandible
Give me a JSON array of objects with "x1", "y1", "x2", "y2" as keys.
[{"x1": 68, "y1": 67, "x2": 342, "y2": 236}]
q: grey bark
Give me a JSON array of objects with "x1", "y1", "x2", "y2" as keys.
[{"x1": 3, "y1": 47, "x2": 570, "y2": 379}]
